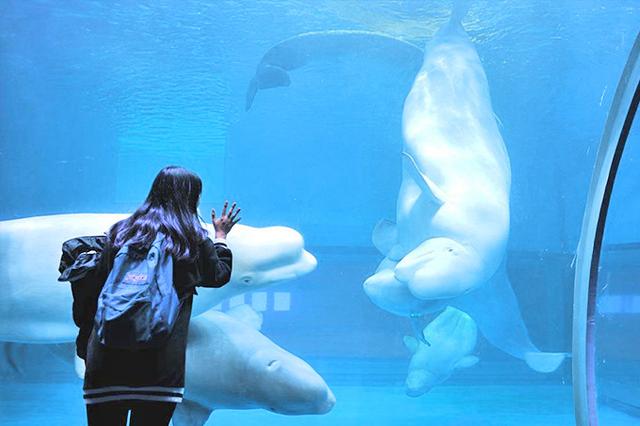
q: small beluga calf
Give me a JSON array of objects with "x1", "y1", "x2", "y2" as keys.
[
  {"x1": 172, "y1": 304, "x2": 335, "y2": 426},
  {"x1": 404, "y1": 307, "x2": 478, "y2": 397}
]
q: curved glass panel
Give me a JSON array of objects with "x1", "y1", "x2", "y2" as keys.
[
  {"x1": 0, "y1": 2, "x2": 638, "y2": 425},
  {"x1": 572, "y1": 30, "x2": 640, "y2": 425},
  {"x1": 595, "y1": 103, "x2": 640, "y2": 423}
]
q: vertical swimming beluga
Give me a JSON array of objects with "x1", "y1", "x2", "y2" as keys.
[
  {"x1": 363, "y1": 0, "x2": 565, "y2": 374},
  {"x1": 364, "y1": 0, "x2": 510, "y2": 304}
]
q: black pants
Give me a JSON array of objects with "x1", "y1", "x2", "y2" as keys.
[{"x1": 86, "y1": 400, "x2": 177, "y2": 426}]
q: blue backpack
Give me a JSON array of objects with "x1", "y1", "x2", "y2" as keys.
[{"x1": 94, "y1": 232, "x2": 181, "y2": 350}]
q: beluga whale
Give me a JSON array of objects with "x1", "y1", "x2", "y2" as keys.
[
  {"x1": 245, "y1": 30, "x2": 424, "y2": 110},
  {"x1": 362, "y1": 0, "x2": 565, "y2": 373},
  {"x1": 0, "y1": 213, "x2": 316, "y2": 343},
  {"x1": 364, "y1": 0, "x2": 510, "y2": 303},
  {"x1": 404, "y1": 306, "x2": 478, "y2": 396}
]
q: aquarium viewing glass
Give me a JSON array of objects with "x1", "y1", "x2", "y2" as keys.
[{"x1": 0, "y1": 1, "x2": 638, "y2": 425}]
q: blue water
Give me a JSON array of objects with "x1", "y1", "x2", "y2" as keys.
[{"x1": 1, "y1": 1, "x2": 639, "y2": 425}]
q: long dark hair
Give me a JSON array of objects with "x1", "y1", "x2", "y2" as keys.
[{"x1": 108, "y1": 166, "x2": 209, "y2": 261}]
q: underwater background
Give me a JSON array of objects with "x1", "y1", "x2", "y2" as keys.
[{"x1": 1, "y1": 0, "x2": 639, "y2": 425}]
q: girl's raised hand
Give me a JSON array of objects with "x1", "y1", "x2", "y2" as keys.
[{"x1": 211, "y1": 201, "x2": 241, "y2": 239}]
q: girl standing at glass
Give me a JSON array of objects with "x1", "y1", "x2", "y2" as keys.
[{"x1": 79, "y1": 166, "x2": 240, "y2": 425}]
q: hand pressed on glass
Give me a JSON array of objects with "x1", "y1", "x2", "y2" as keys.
[{"x1": 211, "y1": 201, "x2": 241, "y2": 239}]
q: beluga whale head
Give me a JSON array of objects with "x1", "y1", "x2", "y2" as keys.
[
  {"x1": 224, "y1": 224, "x2": 317, "y2": 286},
  {"x1": 246, "y1": 345, "x2": 336, "y2": 415},
  {"x1": 192, "y1": 224, "x2": 317, "y2": 315},
  {"x1": 178, "y1": 306, "x2": 336, "y2": 421}
]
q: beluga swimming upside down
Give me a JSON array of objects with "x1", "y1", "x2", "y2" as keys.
[
  {"x1": 364, "y1": 0, "x2": 510, "y2": 304},
  {"x1": 363, "y1": 0, "x2": 565, "y2": 373}
]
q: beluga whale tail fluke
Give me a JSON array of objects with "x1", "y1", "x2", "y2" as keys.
[
  {"x1": 246, "y1": 63, "x2": 291, "y2": 111},
  {"x1": 449, "y1": 0, "x2": 472, "y2": 28},
  {"x1": 245, "y1": 30, "x2": 424, "y2": 110},
  {"x1": 525, "y1": 352, "x2": 567, "y2": 373},
  {"x1": 452, "y1": 263, "x2": 567, "y2": 373}
]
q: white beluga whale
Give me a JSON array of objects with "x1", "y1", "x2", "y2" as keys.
[
  {"x1": 0, "y1": 213, "x2": 316, "y2": 343},
  {"x1": 365, "y1": 0, "x2": 510, "y2": 303},
  {"x1": 246, "y1": 30, "x2": 423, "y2": 110},
  {"x1": 404, "y1": 306, "x2": 478, "y2": 397},
  {"x1": 0, "y1": 214, "x2": 125, "y2": 342},
  {"x1": 172, "y1": 304, "x2": 335, "y2": 426},
  {"x1": 362, "y1": 1, "x2": 565, "y2": 373}
]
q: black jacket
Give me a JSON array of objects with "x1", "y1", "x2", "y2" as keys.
[{"x1": 59, "y1": 234, "x2": 232, "y2": 360}]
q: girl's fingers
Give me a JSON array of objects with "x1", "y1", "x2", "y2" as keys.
[
  {"x1": 214, "y1": 202, "x2": 241, "y2": 228},
  {"x1": 228, "y1": 202, "x2": 237, "y2": 217}
]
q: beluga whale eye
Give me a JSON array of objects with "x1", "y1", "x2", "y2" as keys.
[
  {"x1": 241, "y1": 275, "x2": 253, "y2": 284},
  {"x1": 267, "y1": 359, "x2": 280, "y2": 370}
]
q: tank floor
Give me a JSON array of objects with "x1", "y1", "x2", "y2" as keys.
[{"x1": 1, "y1": 381, "x2": 636, "y2": 425}]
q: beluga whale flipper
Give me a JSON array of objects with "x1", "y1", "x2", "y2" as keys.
[{"x1": 246, "y1": 30, "x2": 424, "y2": 110}]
